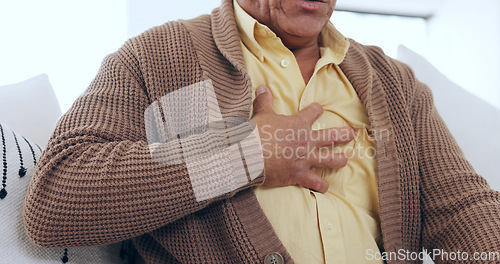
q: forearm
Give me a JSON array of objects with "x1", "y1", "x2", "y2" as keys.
[
  {"x1": 25, "y1": 136, "x2": 263, "y2": 248},
  {"x1": 24, "y1": 139, "x2": 202, "y2": 247}
]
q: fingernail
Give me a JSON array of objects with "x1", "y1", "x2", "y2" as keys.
[{"x1": 256, "y1": 86, "x2": 267, "y2": 96}]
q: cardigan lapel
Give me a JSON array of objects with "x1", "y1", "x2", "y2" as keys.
[
  {"x1": 185, "y1": 1, "x2": 295, "y2": 262},
  {"x1": 181, "y1": 0, "x2": 253, "y2": 118},
  {"x1": 211, "y1": 0, "x2": 250, "y2": 79},
  {"x1": 340, "y1": 42, "x2": 404, "y2": 259}
]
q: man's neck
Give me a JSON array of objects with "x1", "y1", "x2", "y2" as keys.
[{"x1": 290, "y1": 42, "x2": 321, "y2": 84}]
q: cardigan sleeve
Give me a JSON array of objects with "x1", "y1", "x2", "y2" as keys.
[
  {"x1": 23, "y1": 41, "x2": 264, "y2": 248},
  {"x1": 411, "y1": 79, "x2": 500, "y2": 262}
]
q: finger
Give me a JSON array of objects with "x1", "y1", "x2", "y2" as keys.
[
  {"x1": 297, "y1": 170, "x2": 329, "y2": 194},
  {"x1": 310, "y1": 127, "x2": 355, "y2": 147},
  {"x1": 253, "y1": 86, "x2": 274, "y2": 115},
  {"x1": 308, "y1": 152, "x2": 348, "y2": 169},
  {"x1": 296, "y1": 103, "x2": 324, "y2": 127}
]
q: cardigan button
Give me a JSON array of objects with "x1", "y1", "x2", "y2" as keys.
[{"x1": 264, "y1": 252, "x2": 284, "y2": 264}]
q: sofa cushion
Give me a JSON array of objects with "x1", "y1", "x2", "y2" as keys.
[
  {"x1": 0, "y1": 74, "x2": 62, "y2": 147},
  {"x1": 0, "y1": 122, "x2": 122, "y2": 263}
]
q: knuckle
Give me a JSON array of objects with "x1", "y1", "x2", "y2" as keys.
[
  {"x1": 294, "y1": 171, "x2": 309, "y2": 185},
  {"x1": 294, "y1": 115, "x2": 309, "y2": 128},
  {"x1": 329, "y1": 129, "x2": 339, "y2": 141}
]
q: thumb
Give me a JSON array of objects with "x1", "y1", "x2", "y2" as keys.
[
  {"x1": 253, "y1": 86, "x2": 274, "y2": 115},
  {"x1": 299, "y1": 171, "x2": 329, "y2": 194},
  {"x1": 296, "y1": 103, "x2": 324, "y2": 127}
]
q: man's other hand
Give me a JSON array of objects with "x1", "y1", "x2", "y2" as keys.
[{"x1": 251, "y1": 86, "x2": 354, "y2": 194}]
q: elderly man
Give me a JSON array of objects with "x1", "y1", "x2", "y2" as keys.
[{"x1": 24, "y1": 0, "x2": 500, "y2": 263}]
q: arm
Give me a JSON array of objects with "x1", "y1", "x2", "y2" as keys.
[
  {"x1": 23, "y1": 45, "x2": 264, "y2": 248},
  {"x1": 412, "y1": 79, "x2": 500, "y2": 261}
]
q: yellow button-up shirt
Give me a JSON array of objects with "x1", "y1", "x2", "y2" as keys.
[{"x1": 234, "y1": 1, "x2": 383, "y2": 263}]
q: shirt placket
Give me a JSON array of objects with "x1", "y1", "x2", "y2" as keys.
[{"x1": 312, "y1": 191, "x2": 347, "y2": 263}]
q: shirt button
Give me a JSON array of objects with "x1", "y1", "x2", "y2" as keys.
[
  {"x1": 280, "y1": 59, "x2": 290, "y2": 68},
  {"x1": 327, "y1": 221, "x2": 334, "y2": 230},
  {"x1": 264, "y1": 252, "x2": 284, "y2": 264}
]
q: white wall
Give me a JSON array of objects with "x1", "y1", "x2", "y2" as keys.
[
  {"x1": 127, "y1": 0, "x2": 221, "y2": 38},
  {"x1": 332, "y1": 11, "x2": 428, "y2": 59},
  {"x1": 427, "y1": 0, "x2": 500, "y2": 109},
  {"x1": 0, "y1": 0, "x2": 128, "y2": 112}
]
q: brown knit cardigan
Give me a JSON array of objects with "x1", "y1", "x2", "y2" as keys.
[{"x1": 24, "y1": 0, "x2": 500, "y2": 263}]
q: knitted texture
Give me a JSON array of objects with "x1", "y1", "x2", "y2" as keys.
[
  {"x1": 24, "y1": 0, "x2": 500, "y2": 263},
  {"x1": 0, "y1": 122, "x2": 122, "y2": 263}
]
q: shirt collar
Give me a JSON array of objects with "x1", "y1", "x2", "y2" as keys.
[{"x1": 233, "y1": 0, "x2": 350, "y2": 65}]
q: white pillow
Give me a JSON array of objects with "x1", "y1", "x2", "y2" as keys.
[
  {"x1": 0, "y1": 74, "x2": 62, "y2": 147},
  {"x1": 397, "y1": 45, "x2": 500, "y2": 190},
  {"x1": 0, "y1": 122, "x2": 123, "y2": 263}
]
